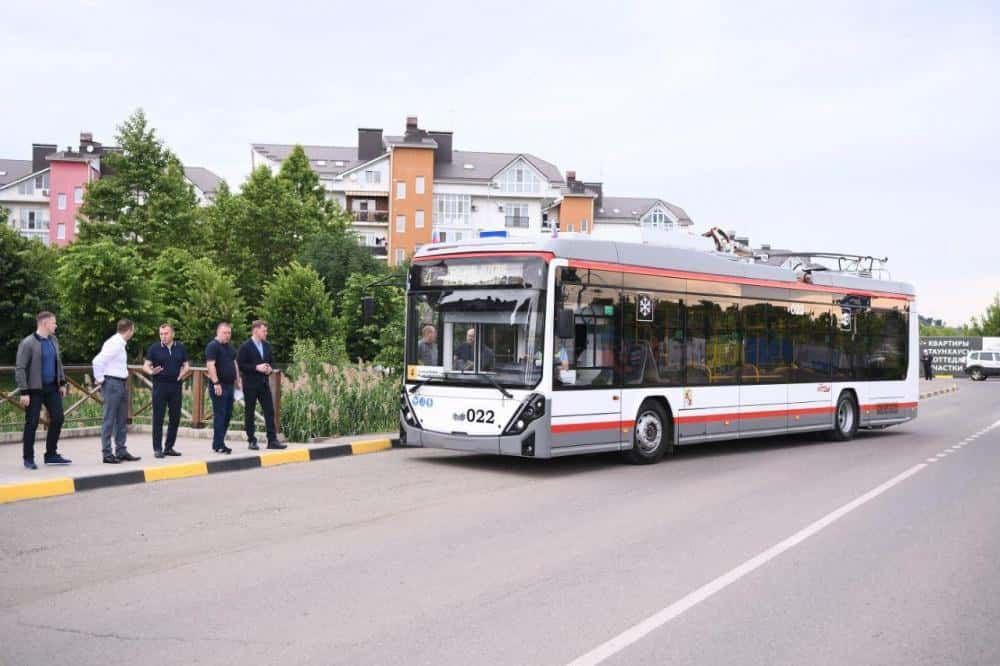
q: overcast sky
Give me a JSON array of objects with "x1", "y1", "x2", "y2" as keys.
[{"x1": 3, "y1": 0, "x2": 997, "y2": 325}]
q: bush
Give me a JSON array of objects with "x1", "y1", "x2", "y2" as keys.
[
  {"x1": 279, "y1": 362, "x2": 398, "y2": 442},
  {"x1": 337, "y1": 272, "x2": 404, "y2": 362},
  {"x1": 258, "y1": 262, "x2": 336, "y2": 362},
  {"x1": 289, "y1": 337, "x2": 348, "y2": 377},
  {"x1": 55, "y1": 239, "x2": 156, "y2": 361},
  {"x1": 0, "y1": 225, "x2": 59, "y2": 362},
  {"x1": 176, "y1": 258, "x2": 247, "y2": 362}
]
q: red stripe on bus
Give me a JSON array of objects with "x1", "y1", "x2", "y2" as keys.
[
  {"x1": 552, "y1": 420, "x2": 635, "y2": 434},
  {"x1": 863, "y1": 401, "x2": 918, "y2": 412},
  {"x1": 567, "y1": 259, "x2": 914, "y2": 301},
  {"x1": 413, "y1": 251, "x2": 555, "y2": 262},
  {"x1": 553, "y1": 402, "x2": 915, "y2": 433}
]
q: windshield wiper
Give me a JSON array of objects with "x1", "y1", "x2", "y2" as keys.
[
  {"x1": 408, "y1": 376, "x2": 444, "y2": 394},
  {"x1": 446, "y1": 371, "x2": 514, "y2": 399}
]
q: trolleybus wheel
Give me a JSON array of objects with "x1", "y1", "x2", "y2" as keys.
[
  {"x1": 827, "y1": 392, "x2": 859, "y2": 442},
  {"x1": 624, "y1": 401, "x2": 671, "y2": 464}
]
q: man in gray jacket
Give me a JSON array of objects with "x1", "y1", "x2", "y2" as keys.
[{"x1": 15, "y1": 311, "x2": 72, "y2": 469}]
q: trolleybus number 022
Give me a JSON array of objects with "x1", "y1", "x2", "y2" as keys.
[{"x1": 455, "y1": 409, "x2": 496, "y2": 424}]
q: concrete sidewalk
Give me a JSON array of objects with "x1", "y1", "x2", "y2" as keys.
[
  {"x1": 0, "y1": 431, "x2": 398, "y2": 504},
  {"x1": 920, "y1": 379, "x2": 958, "y2": 400}
]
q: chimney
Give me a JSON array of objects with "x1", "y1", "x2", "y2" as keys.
[
  {"x1": 403, "y1": 116, "x2": 425, "y2": 143},
  {"x1": 584, "y1": 181, "x2": 603, "y2": 209},
  {"x1": 358, "y1": 128, "x2": 383, "y2": 161},
  {"x1": 565, "y1": 171, "x2": 586, "y2": 194},
  {"x1": 32, "y1": 143, "x2": 57, "y2": 172},
  {"x1": 79, "y1": 132, "x2": 101, "y2": 154},
  {"x1": 427, "y1": 131, "x2": 453, "y2": 163}
]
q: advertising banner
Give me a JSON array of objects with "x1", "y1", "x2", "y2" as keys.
[{"x1": 918, "y1": 337, "x2": 1000, "y2": 376}]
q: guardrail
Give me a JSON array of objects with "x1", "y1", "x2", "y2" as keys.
[{"x1": 0, "y1": 364, "x2": 281, "y2": 433}]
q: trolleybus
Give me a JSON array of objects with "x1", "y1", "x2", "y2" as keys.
[{"x1": 399, "y1": 237, "x2": 918, "y2": 463}]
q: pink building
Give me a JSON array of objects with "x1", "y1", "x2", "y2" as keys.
[{"x1": 47, "y1": 149, "x2": 101, "y2": 245}]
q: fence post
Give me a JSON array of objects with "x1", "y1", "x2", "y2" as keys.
[
  {"x1": 192, "y1": 371, "x2": 204, "y2": 428},
  {"x1": 272, "y1": 370, "x2": 282, "y2": 432},
  {"x1": 126, "y1": 371, "x2": 134, "y2": 424}
]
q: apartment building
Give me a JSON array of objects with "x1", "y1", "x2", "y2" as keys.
[
  {"x1": 1, "y1": 134, "x2": 223, "y2": 245},
  {"x1": 252, "y1": 116, "x2": 694, "y2": 265}
]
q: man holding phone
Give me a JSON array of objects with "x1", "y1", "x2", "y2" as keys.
[{"x1": 143, "y1": 323, "x2": 190, "y2": 458}]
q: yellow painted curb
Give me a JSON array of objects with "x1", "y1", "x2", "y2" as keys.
[
  {"x1": 260, "y1": 448, "x2": 310, "y2": 467},
  {"x1": 351, "y1": 439, "x2": 392, "y2": 455},
  {"x1": 144, "y1": 461, "x2": 209, "y2": 483},
  {"x1": 0, "y1": 478, "x2": 75, "y2": 504}
]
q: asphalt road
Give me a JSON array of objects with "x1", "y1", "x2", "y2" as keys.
[{"x1": 2, "y1": 382, "x2": 999, "y2": 666}]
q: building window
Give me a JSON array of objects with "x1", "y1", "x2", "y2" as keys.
[
  {"x1": 434, "y1": 194, "x2": 471, "y2": 226},
  {"x1": 57, "y1": 223, "x2": 65, "y2": 240},
  {"x1": 504, "y1": 202, "x2": 530, "y2": 228},
  {"x1": 57, "y1": 193, "x2": 66, "y2": 210},
  {"x1": 581, "y1": 219, "x2": 589, "y2": 233},
  {"x1": 455, "y1": 231, "x2": 463, "y2": 241},
  {"x1": 74, "y1": 186, "x2": 83, "y2": 204},
  {"x1": 415, "y1": 176, "x2": 425, "y2": 195},
  {"x1": 567, "y1": 224, "x2": 575, "y2": 232},
  {"x1": 396, "y1": 181, "x2": 406, "y2": 199},
  {"x1": 365, "y1": 170, "x2": 381, "y2": 185},
  {"x1": 34, "y1": 173, "x2": 50, "y2": 189},
  {"x1": 436, "y1": 230, "x2": 447, "y2": 242},
  {"x1": 17, "y1": 179, "x2": 35, "y2": 195},
  {"x1": 498, "y1": 161, "x2": 542, "y2": 193},
  {"x1": 396, "y1": 214, "x2": 406, "y2": 233},
  {"x1": 641, "y1": 207, "x2": 673, "y2": 230},
  {"x1": 415, "y1": 210, "x2": 425, "y2": 228},
  {"x1": 395, "y1": 249, "x2": 406, "y2": 264}
]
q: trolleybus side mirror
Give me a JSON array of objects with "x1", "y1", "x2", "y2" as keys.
[
  {"x1": 556, "y1": 309, "x2": 575, "y2": 339},
  {"x1": 362, "y1": 297, "x2": 376, "y2": 325}
]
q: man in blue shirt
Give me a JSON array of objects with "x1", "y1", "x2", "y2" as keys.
[
  {"x1": 237, "y1": 320, "x2": 284, "y2": 450},
  {"x1": 205, "y1": 322, "x2": 241, "y2": 454},
  {"x1": 14, "y1": 311, "x2": 72, "y2": 469},
  {"x1": 143, "y1": 323, "x2": 190, "y2": 458}
]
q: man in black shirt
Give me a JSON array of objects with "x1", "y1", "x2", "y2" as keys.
[
  {"x1": 205, "y1": 322, "x2": 241, "y2": 454},
  {"x1": 144, "y1": 323, "x2": 190, "y2": 458},
  {"x1": 237, "y1": 320, "x2": 285, "y2": 450}
]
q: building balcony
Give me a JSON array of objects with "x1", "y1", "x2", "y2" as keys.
[{"x1": 352, "y1": 210, "x2": 389, "y2": 223}]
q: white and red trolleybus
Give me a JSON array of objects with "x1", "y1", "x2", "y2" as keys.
[{"x1": 398, "y1": 237, "x2": 918, "y2": 463}]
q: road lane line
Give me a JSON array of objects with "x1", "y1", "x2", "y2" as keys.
[
  {"x1": 566, "y1": 463, "x2": 927, "y2": 666},
  {"x1": 926, "y1": 458, "x2": 937, "y2": 463}
]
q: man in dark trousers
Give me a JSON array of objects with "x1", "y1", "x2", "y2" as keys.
[
  {"x1": 143, "y1": 323, "x2": 190, "y2": 458},
  {"x1": 237, "y1": 320, "x2": 285, "y2": 451},
  {"x1": 15, "y1": 311, "x2": 72, "y2": 469},
  {"x1": 205, "y1": 322, "x2": 241, "y2": 454},
  {"x1": 923, "y1": 349, "x2": 935, "y2": 380}
]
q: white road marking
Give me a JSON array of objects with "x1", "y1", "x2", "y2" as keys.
[
  {"x1": 566, "y1": 463, "x2": 927, "y2": 666},
  {"x1": 926, "y1": 458, "x2": 937, "y2": 463}
]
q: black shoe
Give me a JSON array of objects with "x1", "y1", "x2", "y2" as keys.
[
  {"x1": 24, "y1": 460, "x2": 37, "y2": 470},
  {"x1": 214, "y1": 446, "x2": 232, "y2": 455},
  {"x1": 44, "y1": 453, "x2": 72, "y2": 465},
  {"x1": 103, "y1": 455, "x2": 121, "y2": 464},
  {"x1": 117, "y1": 452, "x2": 141, "y2": 462},
  {"x1": 248, "y1": 441, "x2": 260, "y2": 451},
  {"x1": 154, "y1": 451, "x2": 165, "y2": 459},
  {"x1": 266, "y1": 441, "x2": 287, "y2": 450},
  {"x1": 164, "y1": 448, "x2": 181, "y2": 456}
]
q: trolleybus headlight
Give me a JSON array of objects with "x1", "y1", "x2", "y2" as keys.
[
  {"x1": 503, "y1": 393, "x2": 546, "y2": 435},
  {"x1": 400, "y1": 390, "x2": 422, "y2": 429}
]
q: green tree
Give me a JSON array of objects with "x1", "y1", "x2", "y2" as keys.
[
  {"x1": 0, "y1": 224, "x2": 60, "y2": 362},
  {"x1": 970, "y1": 293, "x2": 1000, "y2": 336},
  {"x1": 55, "y1": 240, "x2": 156, "y2": 361},
  {"x1": 80, "y1": 108, "x2": 200, "y2": 256},
  {"x1": 258, "y1": 262, "x2": 336, "y2": 362},
  {"x1": 277, "y1": 145, "x2": 327, "y2": 215},
  {"x1": 206, "y1": 166, "x2": 313, "y2": 305},
  {"x1": 337, "y1": 273, "x2": 404, "y2": 362},
  {"x1": 297, "y1": 227, "x2": 386, "y2": 312},
  {"x1": 176, "y1": 258, "x2": 247, "y2": 362}
]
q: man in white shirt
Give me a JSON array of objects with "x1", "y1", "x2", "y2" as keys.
[{"x1": 92, "y1": 319, "x2": 140, "y2": 464}]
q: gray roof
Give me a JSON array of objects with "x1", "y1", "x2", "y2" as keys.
[
  {"x1": 183, "y1": 166, "x2": 225, "y2": 196},
  {"x1": 413, "y1": 237, "x2": 915, "y2": 297},
  {"x1": 252, "y1": 143, "x2": 366, "y2": 178},
  {"x1": 0, "y1": 159, "x2": 35, "y2": 187},
  {"x1": 251, "y1": 143, "x2": 564, "y2": 184},
  {"x1": 596, "y1": 196, "x2": 693, "y2": 225}
]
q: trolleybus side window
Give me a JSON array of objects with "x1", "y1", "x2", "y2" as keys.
[
  {"x1": 791, "y1": 303, "x2": 834, "y2": 383},
  {"x1": 685, "y1": 298, "x2": 740, "y2": 386},
  {"x1": 621, "y1": 291, "x2": 684, "y2": 386},
  {"x1": 554, "y1": 267, "x2": 621, "y2": 388},
  {"x1": 742, "y1": 301, "x2": 792, "y2": 384}
]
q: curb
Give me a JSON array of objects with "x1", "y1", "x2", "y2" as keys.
[
  {"x1": 919, "y1": 384, "x2": 958, "y2": 400},
  {"x1": 0, "y1": 437, "x2": 399, "y2": 505}
]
